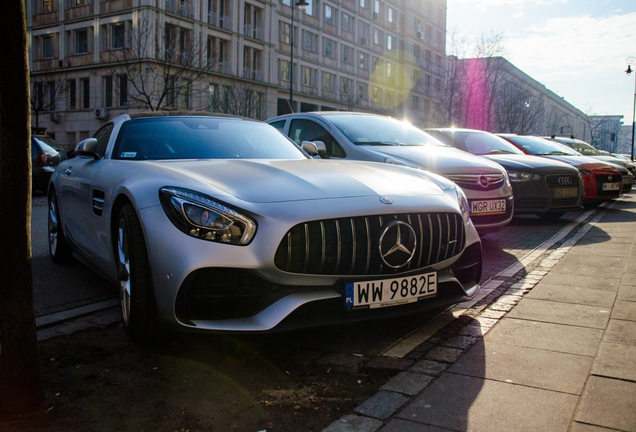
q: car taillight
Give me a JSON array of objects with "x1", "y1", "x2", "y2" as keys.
[{"x1": 39, "y1": 153, "x2": 48, "y2": 165}]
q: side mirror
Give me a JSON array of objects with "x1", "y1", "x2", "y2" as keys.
[
  {"x1": 301, "y1": 140, "x2": 328, "y2": 158},
  {"x1": 75, "y1": 138, "x2": 100, "y2": 160}
]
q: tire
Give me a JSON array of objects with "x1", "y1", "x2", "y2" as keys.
[
  {"x1": 117, "y1": 203, "x2": 157, "y2": 341},
  {"x1": 536, "y1": 212, "x2": 565, "y2": 220},
  {"x1": 48, "y1": 189, "x2": 73, "y2": 263}
]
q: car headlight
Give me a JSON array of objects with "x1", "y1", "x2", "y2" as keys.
[
  {"x1": 455, "y1": 186, "x2": 470, "y2": 225},
  {"x1": 384, "y1": 157, "x2": 420, "y2": 169},
  {"x1": 507, "y1": 171, "x2": 541, "y2": 182},
  {"x1": 159, "y1": 187, "x2": 257, "y2": 245},
  {"x1": 577, "y1": 166, "x2": 591, "y2": 176}
]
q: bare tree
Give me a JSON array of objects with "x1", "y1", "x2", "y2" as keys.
[
  {"x1": 0, "y1": 0, "x2": 44, "y2": 416},
  {"x1": 494, "y1": 82, "x2": 545, "y2": 134},
  {"x1": 111, "y1": 17, "x2": 208, "y2": 111},
  {"x1": 29, "y1": 62, "x2": 67, "y2": 128},
  {"x1": 207, "y1": 80, "x2": 266, "y2": 119}
]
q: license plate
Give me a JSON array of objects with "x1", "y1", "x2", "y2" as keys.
[
  {"x1": 470, "y1": 199, "x2": 506, "y2": 215},
  {"x1": 553, "y1": 188, "x2": 579, "y2": 198},
  {"x1": 345, "y1": 272, "x2": 437, "y2": 309},
  {"x1": 602, "y1": 183, "x2": 621, "y2": 191}
]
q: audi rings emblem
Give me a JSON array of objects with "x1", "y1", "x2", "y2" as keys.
[
  {"x1": 378, "y1": 221, "x2": 417, "y2": 269},
  {"x1": 380, "y1": 196, "x2": 393, "y2": 205},
  {"x1": 478, "y1": 175, "x2": 490, "y2": 188},
  {"x1": 608, "y1": 175, "x2": 613, "y2": 181},
  {"x1": 557, "y1": 177, "x2": 572, "y2": 185}
]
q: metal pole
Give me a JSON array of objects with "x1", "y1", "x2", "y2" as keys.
[
  {"x1": 632, "y1": 76, "x2": 635, "y2": 161},
  {"x1": 289, "y1": 4, "x2": 294, "y2": 112}
]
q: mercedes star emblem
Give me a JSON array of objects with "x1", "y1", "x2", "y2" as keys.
[{"x1": 378, "y1": 220, "x2": 417, "y2": 269}]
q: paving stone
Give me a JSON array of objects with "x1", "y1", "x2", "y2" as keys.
[
  {"x1": 618, "y1": 283, "x2": 636, "y2": 301},
  {"x1": 456, "y1": 325, "x2": 486, "y2": 337},
  {"x1": 365, "y1": 357, "x2": 415, "y2": 371},
  {"x1": 507, "y1": 298, "x2": 611, "y2": 329},
  {"x1": 525, "y1": 284, "x2": 616, "y2": 308},
  {"x1": 494, "y1": 295, "x2": 522, "y2": 305},
  {"x1": 382, "y1": 418, "x2": 454, "y2": 432},
  {"x1": 408, "y1": 359, "x2": 448, "y2": 376},
  {"x1": 570, "y1": 422, "x2": 619, "y2": 432},
  {"x1": 480, "y1": 309, "x2": 507, "y2": 320},
  {"x1": 611, "y1": 300, "x2": 636, "y2": 321},
  {"x1": 603, "y1": 319, "x2": 636, "y2": 346},
  {"x1": 468, "y1": 316, "x2": 499, "y2": 329},
  {"x1": 592, "y1": 342, "x2": 636, "y2": 382},
  {"x1": 551, "y1": 254, "x2": 627, "y2": 277},
  {"x1": 485, "y1": 318, "x2": 603, "y2": 356},
  {"x1": 380, "y1": 372, "x2": 432, "y2": 396},
  {"x1": 450, "y1": 340, "x2": 593, "y2": 395},
  {"x1": 322, "y1": 415, "x2": 384, "y2": 432},
  {"x1": 504, "y1": 288, "x2": 528, "y2": 297},
  {"x1": 424, "y1": 347, "x2": 464, "y2": 363},
  {"x1": 488, "y1": 302, "x2": 516, "y2": 312},
  {"x1": 567, "y1": 242, "x2": 631, "y2": 257},
  {"x1": 539, "y1": 273, "x2": 620, "y2": 291},
  {"x1": 397, "y1": 373, "x2": 579, "y2": 432},
  {"x1": 576, "y1": 376, "x2": 636, "y2": 431},
  {"x1": 353, "y1": 391, "x2": 410, "y2": 420},
  {"x1": 439, "y1": 335, "x2": 478, "y2": 350}
]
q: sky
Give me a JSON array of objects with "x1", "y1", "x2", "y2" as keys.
[{"x1": 446, "y1": 0, "x2": 636, "y2": 125}]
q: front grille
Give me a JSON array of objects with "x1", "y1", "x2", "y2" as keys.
[
  {"x1": 596, "y1": 174, "x2": 622, "y2": 196},
  {"x1": 552, "y1": 197, "x2": 579, "y2": 207},
  {"x1": 516, "y1": 198, "x2": 548, "y2": 209},
  {"x1": 546, "y1": 174, "x2": 580, "y2": 188},
  {"x1": 446, "y1": 174, "x2": 504, "y2": 191},
  {"x1": 274, "y1": 213, "x2": 466, "y2": 276}
]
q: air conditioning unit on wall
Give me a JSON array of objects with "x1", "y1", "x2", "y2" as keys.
[{"x1": 94, "y1": 107, "x2": 109, "y2": 119}]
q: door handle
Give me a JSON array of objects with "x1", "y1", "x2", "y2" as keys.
[{"x1": 64, "y1": 168, "x2": 72, "y2": 176}]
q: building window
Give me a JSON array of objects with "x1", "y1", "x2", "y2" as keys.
[
  {"x1": 104, "y1": 76, "x2": 113, "y2": 107},
  {"x1": 358, "y1": 82, "x2": 367, "y2": 99},
  {"x1": 76, "y1": 29, "x2": 88, "y2": 55},
  {"x1": 387, "y1": 7, "x2": 393, "y2": 22},
  {"x1": 323, "y1": 72, "x2": 334, "y2": 91},
  {"x1": 119, "y1": 75, "x2": 127, "y2": 106},
  {"x1": 81, "y1": 78, "x2": 90, "y2": 109},
  {"x1": 68, "y1": 79, "x2": 76, "y2": 110},
  {"x1": 42, "y1": 35, "x2": 54, "y2": 59},
  {"x1": 374, "y1": 0, "x2": 380, "y2": 16},
  {"x1": 358, "y1": 52, "x2": 367, "y2": 69},
  {"x1": 303, "y1": 31, "x2": 315, "y2": 52},
  {"x1": 42, "y1": 0, "x2": 53, "y2": 12},
  {"x1": 373, "y1": 28, "x2": 380, "y2": 45},
  {"x1": 302, "y1": 66, "x2": 315, "y2": 86},
  {"x1": 324, "y1": 4, "x2": 333, "y2": 24},
  {"x1": 111, "y1": 23, "x2": 125, "y2": 50},
  {"x1": 280, "y1": 59, "x2": 291, "y2": 81},
  {"x1": 304, "y1": 0, "x2": 314, "y2": 16},
  {"x1": 387, "y1": 34, "x2": 393, "y2": 50},
  {"x1": 342, "y1": 13, "x2": 352, "y2": 33},
  {"x1": 281, "y1": 0, "x2": 291, "y2": 5},
  {"x1": 372, "y1": 86, "x2": 379, "y2": 102},
  {"x1": 280, "y1": 21, "x2": 291, "y2": 44},
  {"x1": 342, "y1": 45, "x2": 352, "y2": 64},
  {"x1": 359, "y1": 0, "x2": 365, "y2": 8},
  {"x1": 324, "y1": 39, "x2": 335, "y2": 58},
  {"x1": 67, "y1": 132, "x2": 77, "y2": 147}
]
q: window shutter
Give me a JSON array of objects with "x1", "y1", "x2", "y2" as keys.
[
  {"x1": 54, "y1": 33, "x2": 59, "y2": 58},
  {"x1": 100, "y1": 24, "x2": 107, "y2": 51},
  {"x1": 88, "y1": 26, "x2": 94, "y2": 54}
]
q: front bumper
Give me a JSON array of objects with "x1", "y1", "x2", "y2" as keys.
[{"x1": 512, "y1": 174, "x2": 583, "y2": 215}]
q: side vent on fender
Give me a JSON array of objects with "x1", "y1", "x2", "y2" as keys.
[{"x1": 92, "y1": 190, "x2": 105, "y2": 216}]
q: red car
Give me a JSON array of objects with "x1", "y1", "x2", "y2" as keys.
[{"x1": 498, "y1": 135, "x2": 623, "y2": 204}]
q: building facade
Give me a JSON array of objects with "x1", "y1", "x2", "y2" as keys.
[{"x1": 27, "y1": 0, "x2": 447, "y2": 150}]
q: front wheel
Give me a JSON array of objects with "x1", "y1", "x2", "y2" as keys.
[
  {"x1": 117, "y1": 203, "x2": 157, "y2": 341},
  {"x1": 48, "y1": 189, "x2": 73, "y2": 263}
]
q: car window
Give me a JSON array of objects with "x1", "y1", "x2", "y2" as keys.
[
  {"x1": 505, "y1": 136, "x2": 580, "y2": 156},
  {"x1": 32, "y1": 137, "x2": 59, "y2": 154},
  {"x1": 460, "y1": 132, "x2": 523, "y2": 155},
  {"x1": 323, "y1": 114, "x2": 444, "y2": 147},
  {"x1": 269, "y1": 120, "x2": 286, "y2": 133},
  {"x1": 288, "y1": 119, "x2": 346, "y2": 158},
  {"x1": 93, "y1": 124, "x2": 114, "y2": 158},
  {"x1": 112, "y1": 117, "x2": 307, "y2": 160},
  {"x1": 33, "y1": 136, "x2": 61, "y2": 152}
]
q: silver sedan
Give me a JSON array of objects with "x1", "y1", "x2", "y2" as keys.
[{"x1": 48, "y1": 113, "x2": 482, "y2": 340}]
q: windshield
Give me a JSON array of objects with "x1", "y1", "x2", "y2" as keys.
[
  {"x1": 504, "y1": 136, "x2": 581, "y2": 156},
  {"x1": 571, "y1": 141, "x2": 601, "y2": 156},
  {"x1": 323, "y1": 114, "x2": 446, "y2": 147},
  {"x1": 113, "y1": 117, "x2": 307, "y2": 160},
  {"x1": 438, "y1": 131, "x2": 524, "y2": 155}
]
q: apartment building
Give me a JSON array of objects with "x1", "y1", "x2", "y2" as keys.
[{"x1": 27, "y1": 0, "x2": 447, "y2": 149}]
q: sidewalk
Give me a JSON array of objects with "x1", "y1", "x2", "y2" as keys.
[{"x1": 324, "y1": 194, "x2": 636, "y2": 432}]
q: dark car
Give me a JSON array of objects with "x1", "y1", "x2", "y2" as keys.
[
  {"x1": 32, "y1": 135, "x2": 66, "y2": 192},
  {"x1": 425, "y1": 129, "x2": 584, "y2": 219}
]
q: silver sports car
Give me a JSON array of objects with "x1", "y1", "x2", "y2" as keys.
[{"x1": 48, "y1": 112, "x2": 482, "y2": 340}]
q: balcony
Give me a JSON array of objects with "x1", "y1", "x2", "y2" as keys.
[
  {"x1": 243, "y1": 67, "x2": 263, "y2": 82},
  {"x1": 99, "y1": 0, "x2": 132, "y2": 12},
  {"x1": 165, "y1": 0, "x2": 193, "y2": 19},
  {"x1": 243, "y1": 25, "x2": 263, "y2": 41},
  {"x1": 322, "y1": 89, "x2": 336, "y2": 100}
]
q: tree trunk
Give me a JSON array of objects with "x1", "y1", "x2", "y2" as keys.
[{"x1": 0, "y1": 0, "x2": 45, "y2": 416}]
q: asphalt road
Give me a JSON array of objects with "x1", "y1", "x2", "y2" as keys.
[{"x1": 31, "y1": 192, "x2": 586, "y2": 356}]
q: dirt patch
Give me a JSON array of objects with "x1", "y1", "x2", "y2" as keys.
[{"x1": 0, "y1": 324, "x2": 395, "y2": 432}]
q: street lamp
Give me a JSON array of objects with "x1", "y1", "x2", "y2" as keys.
[
  {"x1": 626, "y1": 57, "x2": 636, "y2": 161},
  {"x1": 289, "y1": 0, "x2": 308, "y2": 113}
]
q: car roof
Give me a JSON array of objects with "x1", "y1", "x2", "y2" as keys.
[{"x1": 127, "y1": 111, "x2": 260, "y2": 122}]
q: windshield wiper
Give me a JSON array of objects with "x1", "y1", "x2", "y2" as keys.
[
  {"x1": 485, "y1": 149, "x2": 516, "y2": 155},
  {"x1": 545, "y1": 151, "x2": 572, "y2": 155},
  {"x1": 355, "y1": 141, "x2": 398, "y2": 146}
]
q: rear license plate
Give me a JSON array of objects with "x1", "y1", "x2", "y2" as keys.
[
  {"x1": 602, "y1": 183, "x2": 621, "y2": 191},
  {"x1": 470, "y1": 199, "x2": 506, "y2": 215},
  {"x1": 553, "y1": 188, "x2": 579, "y2": 198},
  {"x1": 345, "y1": 272, "x2": 437, "y2": 309}
]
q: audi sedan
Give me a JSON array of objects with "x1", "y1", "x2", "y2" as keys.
[
  {"x1": 499, "y1": 134, "x2": 623, "y2": 204},
  {"x1": 424, "y1": 129, "x2": 583, "y2": 219},
  {"x1": 267, "y1": 112, "x2": 513, "y2": 234},
  {"x1": 48, "y1": 112, "x2": 482, "y2": 340}
]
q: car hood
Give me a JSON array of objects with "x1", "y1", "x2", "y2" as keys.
[
  {"x1": 361, "y1": 145, "x2": 504, "y2": 174},
  {"x1": 543, "y1": 156, "x2": 621, "y2": 173},
  {"x1": 148, "y1": 159, "x2": 446, "y2": 203},
  {"x1": 587, "y1": 155, "x2": 634, "y2": 170},
  {"x1": 483, "y1": 154, "x2": 578, "y2": 174}
]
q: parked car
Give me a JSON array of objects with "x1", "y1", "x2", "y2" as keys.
[
  {"x1": 498, "y1": 135, "x2": 624, "y2": 204},
  {"x1": 546, "y1": 136, "x2": 636, "y2": 191},
  {"x1": 267, "y1": 112, "x2": 513, "y2": 233},
  {"x1": 32, "y1": 134, "x2": 66, "y2": 192},
  {"x1": 424, "y1": 129, "x2": 583, "y2": 220},
  {"x1": 48, "y1": 112, "x2": 482, "y2": 340}
]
